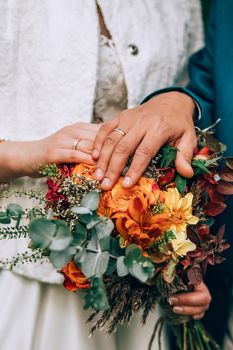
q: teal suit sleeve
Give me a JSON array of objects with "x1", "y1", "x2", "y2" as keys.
[{"x1": 187, "y1": 0, "x2": 215, "y2": 128}]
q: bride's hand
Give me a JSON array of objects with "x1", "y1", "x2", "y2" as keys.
[
  {"x1": 92, "y1": 92, "x2": 196, "y2": 190},
  {"x1": 0, "y1": 123, "x2": 100, "y2": 181}
]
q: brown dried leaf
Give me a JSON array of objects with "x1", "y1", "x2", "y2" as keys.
[
  {"x1": 226, "y1": 158, "x2": 233, "y2": 170},
  {"x1": 219, "y1": 168, "x2": 233, "y2": 182},
  {"x1": 205, "y1": 133, "x2": 221, "y2": 152},
  {"x1": 204, "y1": 201, "x2": 227, "y2": 216},
  {"x1": 187, "y1": 265, "x2": 203, "y2": 285},
  {"x1": 216, "y1": 225, "x2": 225, "y2": 243},
  {"x1": 217, "y1": 181, "x2": 233, "y2": 195}
]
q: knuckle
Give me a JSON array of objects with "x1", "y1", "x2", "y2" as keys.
[
  {"x1": 100, "y1": 122, "x2": 113, "y2": 134},
  {"x1": 104, "y1": 135, "x2": 116, "y2": 147},
  {"x1": 135, "y1": 144, "x2": 153, "y2": 158},
  {"x1": 105, "y1": 166, "x2": 120, "y2": 178},
  {"x1": 115, "y1": 141, "x2": 129, "y2": 155}
]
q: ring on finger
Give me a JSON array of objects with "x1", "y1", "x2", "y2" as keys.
[
  {"x1": 73, "y1": 138, "x2": 81, "y2": 150},
  {"x1": 113, "y1": 127, "x2": 126, "y2": 137}
]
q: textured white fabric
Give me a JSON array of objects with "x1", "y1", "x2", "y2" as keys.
[
  {"x1": 0, "y1": 0, "x2": 203, "y2": 141},
  {"x1": 94, "y1": 35, "x2": 128, "y2": 122}
]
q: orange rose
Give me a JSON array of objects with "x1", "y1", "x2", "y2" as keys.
[
  {"x1": 61, "y1": 260, "x2": 90, "y2": 291},
  {"x1": 72, "y1": 163, "x2": 96, "y2": 182}
]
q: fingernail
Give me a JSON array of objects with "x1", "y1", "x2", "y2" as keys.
[
  {"x1": 173, "y1": 307, "x2": 183, "y2": 314},
  {"x1": 122, "y1": 176, "x2": 132, "y2": 187},
  {"x1": 168, "y1": 297, "x2": 178, "y2": 306},
  {"x1": 92, "y1": 149, "x2": 99, "y2": 159},
  {"x1": 193, "y1": 315, "x2": 202, "y2": 320},
  {"x1": 95, "y1": 168, "x2": 103, "y2": 179},
  {"x1": 102, "y1": 178, "x2": 111, "y2": 188}
]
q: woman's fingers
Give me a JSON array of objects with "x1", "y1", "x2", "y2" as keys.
[{"x1": 49, "y1": 149, "x2": 96, "y2": 165}]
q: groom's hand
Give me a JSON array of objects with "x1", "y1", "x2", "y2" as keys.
[
  {"x1": 168, "y1": 282, "x2": 212, "y2": 320},
  {"x1": 92, "y1": 92, "x2": 196, "y2": 190}
]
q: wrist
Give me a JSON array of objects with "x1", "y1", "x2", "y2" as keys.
[{"x1": 0, "y1": 141, "x2": 38, "y2": 179}]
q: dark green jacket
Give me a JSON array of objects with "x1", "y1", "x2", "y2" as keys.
[{"x1": 186, "y1": 1, "x2": 233, "y2": 344}]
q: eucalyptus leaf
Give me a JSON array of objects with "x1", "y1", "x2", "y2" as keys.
[
  {"x1": 29, "y1": 218, "x2": 56, "y2": 248},
  {"x1": 105, "y1": 257, "x2": 117, "y2": 275},
  {"x1": 95, "y1": 219, "x2": 114, "y2": 239},
  {"x1": 71, "y1": 206, "x2": 92, "y2": 215},
  {"x1": 117, "y1": 256, "x2": 129, "y2": 276},
  {"x1": 84, "y1": 277, "x2": 109, "y2": 311},
  {"x1": 6, "y1": 203, "x2": 24, "y2": 220},
  {"x1": 130, "y1": 262, "x2": 149, "y2": 283},
  {"x1": 124, "y1": 244, "x2": 142, "y2": 267},
  {"x1": 130, "y1": 257, "x2": 154, "y2": 283},
  {"x1": 81, "y1": 251, "x2": 110, "y2": 278},
  {"x1": 74, "y1": 248, "x2": 88, "y2": 265},
  {"x1": 99, "y1": 237, "x2": 110, "y2": 251},
  {"x1": 49, "y1": 246, "x2": 76, "y2": 269},
  {"x1": 0, "y1": 212, "x2": 11, "y2": 224},
  {"x1": 73, "y1": 222, "x2": 87, "y2": 246},
  {"x1": 109, "y1": 237, "x2": 122, "y2": 257},
  {"x1": 49, "y1": 221, "x2": 73, "y2": 251},
  {"x1": 81, "y1": 191, "x2": 99, "y2": 211}
]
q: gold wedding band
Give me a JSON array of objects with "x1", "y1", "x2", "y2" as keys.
[
  {"x1": 73, "y1": 138, "x2": 81, "y2": 150},
  {"x1": 113, "y1": 127, "x2": 126, "y2": 137}
]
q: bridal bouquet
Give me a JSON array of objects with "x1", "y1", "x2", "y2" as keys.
[{"x1": 1, "y1": 128, "x2": 233, "y2": 350}]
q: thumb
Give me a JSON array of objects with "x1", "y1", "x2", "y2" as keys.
[{"x1": 175, "y1": 134, "x2": 195, "y2": 178}]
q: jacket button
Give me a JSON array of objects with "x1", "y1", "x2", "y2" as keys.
[{"x1": 128, "y1": 44, "x2": 139, "y2": 55}]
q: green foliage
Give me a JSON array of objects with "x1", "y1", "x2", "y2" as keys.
[
  {"x1": 0, "y1": 204, "x2": 24, "y2": 227},
  {"x1": 117, "y1": 244, "x2": 155, "y2": 283},
  {"x1": 84, "y1": 277, "x2": 109, "y2": 311},
  {"x1": 38, "y1": 164, "x2": 61, "y2": 179},
  {"x1": 192, "y1": 159, "x2": 211, "y2": 175},
  {"x1": 175, "y1": 174, "x2": 187, "y2": 195},
  {"x1": 160, "y1": 145, "x2": 177, "y2": 168},
  {"x1": 29, "y1": 218, "x2": 72, "y2": 251}
]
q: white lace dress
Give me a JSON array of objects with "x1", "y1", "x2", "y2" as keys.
[{"x1": 0, "y1": 33, "x2": 170, "y2": 350}]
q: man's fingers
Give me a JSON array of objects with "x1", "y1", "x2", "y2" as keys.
[
  {"x1": 172, "y1": 305, "x2": 209, "y2": 316},
  {"x1": 175, "y1": 132, "x2": 196, "y2": 178},
  {"x1": 92, "y1": 120, "x2": 119, "y2": 160},
  {"x1": 95, "y1": 131, "x2": 125, "y2": 182},
  {"x1": 99, "y1": 129, "x2": 144, "y2": 190},
  {"x1": 122, "y1": 134, "x2": 164, "y2": 187},
  {"x1": 193, "y1": 313, "x2": 205, "y2": 320},
  {"x1": 168, "y1": 283, "x2": 211, "y2": 307}
]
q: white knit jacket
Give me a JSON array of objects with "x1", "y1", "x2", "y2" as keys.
[{"x1": 0, "y1": 0, "x2": 203, "y2": 141}]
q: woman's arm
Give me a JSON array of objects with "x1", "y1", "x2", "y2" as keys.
[{"x1": 0, "y1": 123, "x2": 100, "y2": 182}]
